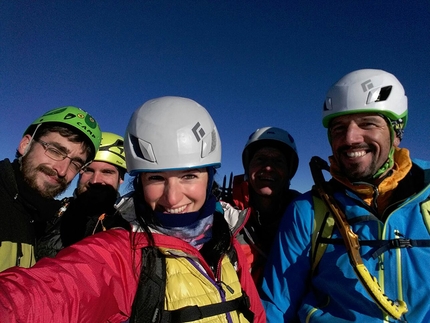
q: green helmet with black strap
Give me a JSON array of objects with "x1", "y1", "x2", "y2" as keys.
[{"x1": 24, "y1": 106, "x2": 102, "y2": 161}]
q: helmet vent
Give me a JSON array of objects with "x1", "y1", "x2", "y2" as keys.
[
  {"x1": 201, "y1": 129, "x2": 217, "y2": 158},
  {"x1": 130, "y1": 135, "x2": 156, "y2": 163},
  {"x1": 130, "y1": 135, "x2": 144, "y2": 159},
  {"x1": 210, "y1": 129, "x2": 217, "y2": 153},
  {"x1": 99, "y1": 139, "x2": 123, "y2": 152},
  {"x1": 323, "y1": 98, "x2": 332, "y2": 111},
  {"x1": 375, "y1": 86, "x2": 392, "y2": 102}
]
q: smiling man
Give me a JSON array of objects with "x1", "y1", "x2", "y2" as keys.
[
  {"x1": 221, "y1": 126, "x2": 300, "y2": 287},
  {"x1": 0, "y1": 106, "x2": 101, "y2": 271},
  {"x1": 36, "y1": 132, "x2": 129, "y2": 260},
  {"x1": 261, "y1": 69, "x2": 430, "y2": 323}
]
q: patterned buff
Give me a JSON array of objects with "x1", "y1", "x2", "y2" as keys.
[{"x1": 151, "y1": 195, "x2": 216, "y2": 250}]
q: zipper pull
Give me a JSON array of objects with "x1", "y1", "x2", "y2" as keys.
[{"x1": 219, "y1": 280, "x2": 234, "y2": 294}]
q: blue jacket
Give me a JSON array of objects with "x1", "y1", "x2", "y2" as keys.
[{"x1": 261, "y1": 154, "x2": 430, "y2": 322}]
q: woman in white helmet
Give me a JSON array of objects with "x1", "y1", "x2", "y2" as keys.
[{"x1": 0, "y1": 96, "x2": 265, "y2": 323}]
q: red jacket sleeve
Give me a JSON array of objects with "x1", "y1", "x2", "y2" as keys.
[
  {"x1": 232, "y1": 238, "x2": 266, "y2": 323},
  {"x1": 0, "y1": 229, "x2": 139, "y2": 323},
  {"x1": 232, "y1": 174, "x2": 250, "y2": 210}
]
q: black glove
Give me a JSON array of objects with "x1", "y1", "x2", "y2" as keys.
[{"x1": 60, "y1": 183, "x2": 120, "y2": 247}]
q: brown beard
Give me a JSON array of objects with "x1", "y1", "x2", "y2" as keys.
[{"x1": 21, "y1": 154, "x2": 69, "y2": 198}]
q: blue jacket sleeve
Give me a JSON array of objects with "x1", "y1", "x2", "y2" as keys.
[{"x1": 260, "y1": 192, "x2": 314, "y2": 322}]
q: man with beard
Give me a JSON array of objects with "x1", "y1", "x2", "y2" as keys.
[
  {"x1": 0, "y1": 106, "x2": 101, "y2": 271},
  {"x1": 221, "y1": 126, "x2": 300, "y2": 287},
  {"x1": 261, "y1": 69, "x2": 430, "y2": 322},
  {"x1": 36, "y1": 132, "x2": 129, "y2": 260}
]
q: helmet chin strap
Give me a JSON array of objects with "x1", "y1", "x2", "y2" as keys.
[
  {"x1": 20, "y1": 123, "x2": 42, "y2": 160},
  {"x1": 206, "y1": 166, "x2": 215, "y2": 198},
  {"x1": 372, "y1": 119, "x2": 397, "y2": 179},
  {"x1": 372, "y1": 146, "x2": 395, "y2": 179}
]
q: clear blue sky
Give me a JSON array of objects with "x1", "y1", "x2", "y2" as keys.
[{"x1": 1, "y1": 1, "x2": 429, "y2": 198}]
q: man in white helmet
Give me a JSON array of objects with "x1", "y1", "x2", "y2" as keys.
[
  {"x1": 261, "y1": 69, "x2": 430, "y2": 322},
  {"x1": 221, "y1": 127, "x2": 300, "y2": 287}
]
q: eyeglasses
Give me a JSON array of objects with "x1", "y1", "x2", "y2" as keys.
[{"x1": 36, "y1": 139, "x2": 86, "y2": 173}]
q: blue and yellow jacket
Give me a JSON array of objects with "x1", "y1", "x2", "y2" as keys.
[{"x1": 261, "y1": 148, "x2": 430, "y2": 322}]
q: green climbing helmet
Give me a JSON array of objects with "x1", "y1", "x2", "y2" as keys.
[
  {"x1": 24, "y1": 106, "x2": 102, "y2": 160},
  {"x1": 94, "y1": 132, "x2": 127, "y2": 170}
]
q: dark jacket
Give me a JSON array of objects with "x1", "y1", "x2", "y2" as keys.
[
  {"x1": 36, "y1": 183, "x2": 130, "y2": 260},
  {"x1": 224, "y1": 174, "x2": 301, "y2": 286},
  {"x1": 0, "y1": 158, "x2": 61, "y2": 271}
]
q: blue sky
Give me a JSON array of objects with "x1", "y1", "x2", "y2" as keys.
[{"x1": 1, "y1": 1, "x2": 429, "y2": 197}]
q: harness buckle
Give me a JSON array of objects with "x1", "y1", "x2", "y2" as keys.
[{"x1": 391, "y1": 238, "x2": 412, "y2": 248}]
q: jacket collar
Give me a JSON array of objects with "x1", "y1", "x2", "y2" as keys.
[
  {"x1": 329, "y1": 147, "x2": 412, "y2": 213},
  {"x1": 11, "y1": 159, "x2": 62, "y2": 222}
]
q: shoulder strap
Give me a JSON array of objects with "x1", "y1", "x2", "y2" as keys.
[
  {"x1": 161, "y1": 292, "x2": 254, "y2": 323},
  {"x1": 421, "y1": 198, "x2": 430, "y2": 233},
  {"x1": 226, "y1": 245, "x2": 238, "y2": 270},
  {"x1": 311, "y1": 191, "x2": 335, "y2": 274},
  {"x1": 311, "y1": 191, "x2": 430, "y2": 272},
  {"x1": 311, "y1": 191, "x2": 430, "y2": 267},
  {"x1": 130, "y1": 247, "x2": 166, "y2": 323},
  {"x1": 131, "y1": 244, "x2": 253, "y2": 323}
]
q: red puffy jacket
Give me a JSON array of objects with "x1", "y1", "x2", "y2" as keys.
[{"x1": 0, "y1": 228, "x2": 265, "y2": 323}]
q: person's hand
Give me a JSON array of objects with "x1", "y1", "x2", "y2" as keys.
[{"x1": 60, "y1": 183, "x2": 118, "y2": 246}]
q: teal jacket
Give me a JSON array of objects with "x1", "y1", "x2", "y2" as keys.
[{"x1": 261, "y1": 157, "x2": 430, "y2": 322}]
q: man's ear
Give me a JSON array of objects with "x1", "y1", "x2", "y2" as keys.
[
  {"x1": 393, "y1": 136, "x2": 401, "y2": 147},
  {"x1": 18, "y1": 135, "x2": 33, "y2": 155}
]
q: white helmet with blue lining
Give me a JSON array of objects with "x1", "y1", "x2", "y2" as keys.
[{"x1": 125, "y1": 96, "x2": 221, "y2": 176}]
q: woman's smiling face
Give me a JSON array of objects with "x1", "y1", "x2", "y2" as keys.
[{"x1": 140, "y1": 168, "x2": 208, "y2": 214}]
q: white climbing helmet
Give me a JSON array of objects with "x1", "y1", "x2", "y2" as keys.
[
  {"x1": 125, "y1": 96, "x2": 221, "y2": 175},
  {"x1": 242, "y1": 126, "x2": 299, "y2": 179},
  {"x1": 323, "y1": 69, "x2": 407, "y2": 138}
]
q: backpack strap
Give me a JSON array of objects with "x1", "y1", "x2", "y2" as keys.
[
  {"x1": 311, "y1": 191, "x2": 335, "y2": 274},
  {"x1": 161, "y1": 291, "x2": 254, "y2": 323},
  {"x1": 311, "y1": 191, "x2": 430, "y2": 273},
  {"x1": 130, "y1": 244, "x2": 254, "y2": 323},
  {"x1": 130, "y1": 247, "x2": 166, "y2": 323},
  {"x1": 421, "y1": 198, "x2": 430, "y2": 233}
]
